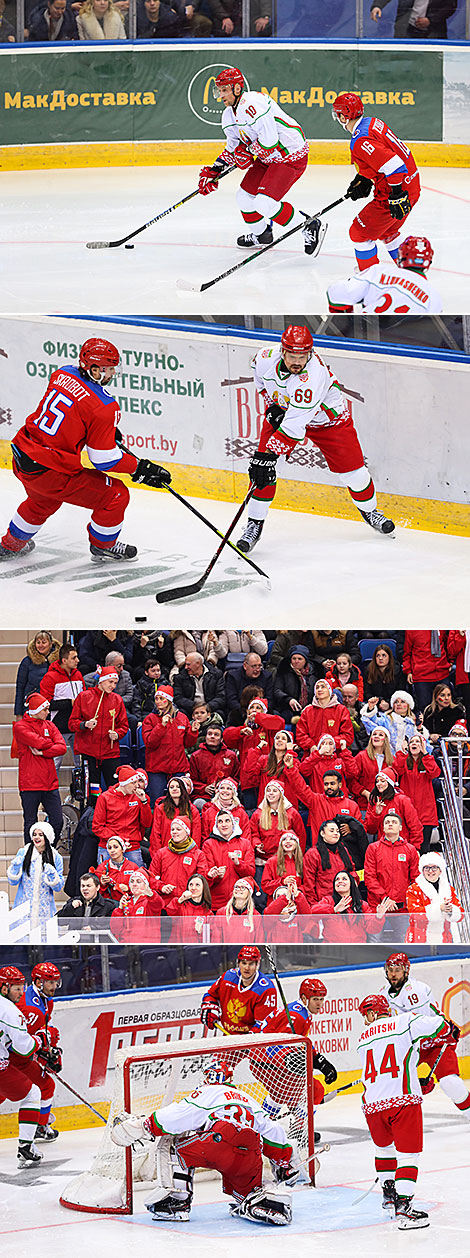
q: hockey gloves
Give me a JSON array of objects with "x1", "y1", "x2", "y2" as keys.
[
  {"x1": 388, "y1": 185, "x2": 411, "y2": 220},
  {"x1": 132, "y1": 459, "x2": 172, "y2": 489},
  {"x1": 346, "y1": 174, "x2": 373, "y2": 201},
  {"x1": 312, "y1": 1052, "x2": 337, "y2": 1085},
  {"x1": 248, "y1": 450, "x2": 278, "y2": 490},
  {"x1": 265, "y1": 402, "x2": 287, "y2": 431},
  {"x1": 232, "y1": 144, "x2": 254, "y2": 170},
  {"x1": 37, "y1": 1045, "x2": 63, "y2": 1074},
  {"x1": 419, "y1": 1074, "x2": 435, "y2": 1095},
  {"x1": 199, "y1": 166, "x2": 221, "y2": 196},
  {"x1": 200, "y1": 998, "x2": 222, "y2": 1029}
]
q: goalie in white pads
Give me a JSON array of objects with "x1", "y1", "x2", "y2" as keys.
[
  {"x1": 327, "y1": 236, "x2": 442, "y2": 314},
  {"x1": 357, "y1": 992, "x2": 455, "y2": 1229},
  {"x1": 111, "y1": 1056, "x2": 300, "y2": 1225}
]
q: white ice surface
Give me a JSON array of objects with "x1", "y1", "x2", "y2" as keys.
[
  {"x1": 0, "y1": 468, "x2": 467, "y2": 625},
  {"x1": 0, "y1": 1093, "x2": 468, "y2": 1258},
  {"x1": 1, "y1": 165, "x2": 469, "y2": 314}
]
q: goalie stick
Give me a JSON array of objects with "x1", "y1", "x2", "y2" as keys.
[
  {"x1": 176, "y1": 197, "x2": 345, "y2": 293},
  {"x1": 264, "y1": 945, "x2": 296, "y2": 1034},
  {"x1": 156, "y1": 487, "x2": 272, "y2": 603},
  {"x1": 86, "y1": 166, "x2": 234, "y2": 250}
]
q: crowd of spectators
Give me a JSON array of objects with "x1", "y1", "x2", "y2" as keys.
[{"x1": 7, "y1": 628, "x2": 468, "y2": 943}]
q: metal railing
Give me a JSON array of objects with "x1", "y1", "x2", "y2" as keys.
[{"x1": 438, "y1": 737, "x2": 470, "y2": 935}]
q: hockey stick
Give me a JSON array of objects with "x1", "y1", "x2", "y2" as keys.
[
  {"x1": 322, "y1": 1078, "x2": 363, "y2": 1104},
  {"x1": 162, "y1": 484, "x2": 270, "y2": 582},
  {"x1": 86, "y1": 166, "x2": 234, "y2": 250},
  {"x1": 420, "y1": 1039, "x2": 449, "y2": 1090},
  {"x1": 156, "y1": 487, "x2": 271, "y2": 604},
  {"x1": 264, "y1": 945, "x2": 296, "y2": 1034},
  {"x1": 45, "y1": 1068, "x2": 107, "y2": 1123},
  {"x1": 177, "y1": 197, "x2": 345, "y2": 293}
]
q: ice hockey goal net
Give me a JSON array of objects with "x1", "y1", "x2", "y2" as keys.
[{"x1": 60, "y1": 1032, "x2": 315, "y2": 1214}]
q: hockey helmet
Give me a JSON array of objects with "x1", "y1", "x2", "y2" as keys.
[
  {"x1": 397, "y1": 236, "x2": 433, "y2": 274},
  {"x1": 358, "y1": 994, "x2": 391, "y2": 1018},
  {"x1": 281, "y1": 325, "x2": 314, "y2": 355},
  {"x1": 202, "y1": 1057, "x2": 234, "y2": 1086},
  {"x1": 385, "y1": 953, "x2": 410, "y2": 979},
  {"x1": 0, "y1": 965, "x2": 26, "y2": 990},
  {"x1": 237, "y1": 946, "x2": 261, "y2": 965},
  {"x1": 332, "y1": 93, "x2": 364, "y2": 129},
  {"x1": 299, "y1": 977, "x2": 327, "y2": 1002},
  {"x1": 79, "y1": 338, "x2": 120, "y2": 382},
  {"x1": 32, "y1": 963, "x2": 62, "y2": 989},
  {"x1": 213, "y1": 67, "x2": 245, "y2": 100}
]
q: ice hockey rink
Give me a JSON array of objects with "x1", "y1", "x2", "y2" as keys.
[
  {"x1": 1, "y1": 165, "x2": 469, "y2": 314},
  {"x1": 0, "y1": 1092, "x2": 468, "y2": 1258},
  {"x1": 0, "y1": 468, "x2": 467, "y2": 624}
]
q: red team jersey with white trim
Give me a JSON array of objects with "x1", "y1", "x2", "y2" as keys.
[
  {"x1": 357, "y1": 1009, "x2": 446, "y2": 1113},
  {"x1": 349, "y1": 116, "x2": 419, "y2": 202},
  {"x1": 13, "y1": 366, "x2": 135, "y2": 477},
  {"x1": 203, "y1": 968, "x2": 277, "y2": 1034}
]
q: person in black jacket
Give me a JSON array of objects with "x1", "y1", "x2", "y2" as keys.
[
  {"x1": 173, "y1": 653, "x2": 226, "y2": 719},
  {"x1": 136, "y1": 0, "x2": 183, "y2": 35},
  {"x1": 225, "y1": 653, "x2": 273, "y2": 718},
  {"x1": 333, "y1": 811, "x2": 369, "y2": 873},
  {"x1": 57, "y1": 873, "x2": 114, "y2": 919},
  {"x1": 273, "y1": 645, "x2": 315, "y2": 724},
  {"x1": 370, "y1": 0, "x2": 457, "y2": 38},
  {"x1": 131, "y1": 658, "x2": 164, "y2": 720},
  {"x1": 363, "y1": 644, "x2": 407, "y2": 710},
  {"x1": 28, "y1": 0, "x2": 79, "y2": 39}
]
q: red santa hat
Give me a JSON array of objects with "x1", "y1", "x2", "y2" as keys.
[
  {"x1": 233, "y1": 878, "x2": 254, "y2": 893},
  {"x1": 449, "y1": 720, "x2": 468, "y2": 739},
  {"x1": 375, "y1": 771, "x2": 396, "y2": 788},
  {"x1": 27, "y1": 692, "x2": 49, "y2": 714},
  {"x1": 106, "y1": 834, "x2": 129, "y2": 852},
  {"x1": 216, "y1": 777, "x2": 238, "y2": 794},
  {"x1": 136, "y1": 768, "x2": 149, "y2": 787},
  {"x1": 157, "y1": 684, "x2": 174, "y2": 700},
  {"x1": 247, "y1": 697, "x2": 268, "y2": 713},
  {"x1": 315, "y1": 679, "x2": 332, "y2": 696},
  {"x1": 318, "y1": 733, "x2": 336, "y2": 748},
  {"x1": 170, "y1": 817, "x2": 191, "y2": 835},
  {"x1": 115, "y1": 765, "x2": 141, "y2": 786},
  {"x1": 129, "y1": 867, "x2": 150, "y2": 883},
  {"x1": 97, "y1": 665, "x2": 119, "y2": 682}
]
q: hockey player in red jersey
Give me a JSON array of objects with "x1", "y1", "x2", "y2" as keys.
[
  {"x1": 1, "y1": 338, "x2": 171, "y2": 562},
  {"x1": 0, "y1": 965, "x2": 61, "y2": 1167},
  {"x1": 17, "y1": 962, "x2": 62, "y2": 1142},
  {"x1": 200, "y1": 946, "x2": 277, "y2": 1034},
  {"x1": 260, "y1": 978, "x2": 337, "y2": 1115},
  {"x1": 332, "y1": 93, "x2": 421, "y2": 272},
  {"x1": 357, "y1": 991, "x2": 453, "y2": 1229}
]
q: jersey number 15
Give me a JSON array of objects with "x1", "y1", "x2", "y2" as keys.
[{"x1": 33, "y1": 389, "x2": 73, "y2": 437}]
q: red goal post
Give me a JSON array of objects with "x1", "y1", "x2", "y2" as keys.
[{"x1": 60, "y1": 1032, "x2": 316, "y2": 1215}]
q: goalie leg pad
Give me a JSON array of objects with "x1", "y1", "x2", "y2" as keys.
[
  {"x1": 144, "y1": 1136, "x2": 195, "y2": 1207},
  {"x1": 234, "y1": 1188, "x2": 292, "y2": 1226}
]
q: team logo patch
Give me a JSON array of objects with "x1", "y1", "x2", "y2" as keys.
[{"x1": 299, "y1": 372, "x2": 309, "y2": 382}]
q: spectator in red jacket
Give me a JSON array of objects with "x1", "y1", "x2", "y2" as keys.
[
  {"x1": 201, "y1": 779, "x2": 251, "y2": 844},
  {"x1": 402, "y1": 631, "x2": 450, "y2": 712},
  {"x1": 350, "y1": 727, "x2": 395, "y2": 807},
  {"x1": 243, "y1": 730, "x2": 311, "y2": 810},
  {"x1": 296, "y1": 679, "x2": 355, "y2": 750},
  {"x1": 141, "y1": 684, "x2": 199, "y2": 806},
  {"x1": 303, "y1": 819, "x2": 358, "y2": 905},
  {"x1": 447, "y1": 631, "x2": 470, "y2": 725},
  {"x1": 211, "y1": 878, "x2": 263, "y2": 943},
  {"x1": 263, "y1": 883, "x2": 313, "y2": 943},
  {"x1": 392, "y1": 733, "x2": 440, "y2": 852},
  {"x1": 363, "y1": 811, "x2": 419, "y2": 939},
  {"x1": 325, "y1": 652, "x2": 364, "y2": 701},
  {"x1": 296, "y1": 769, "x2": 364, "y2": 841},
  {"x1": 92, "y1": 764, "x2": 152, "y2": 864},
  {"x1": 110, "y1": 868, "x2": 163, "y2": 942},
  {"x1": 309, "y1": 869, "x2": 387, "y2": 943},
  {"x1": 250, "y1": 781, "x2": 306, "y2": 877},
  {"x1": 223, "y1": 696, "x2": 284, "y2": 806},
  {"x1": 68, "y1": 665, "x2": 128, "y2": 801},
  {"x1": 149, "y1": 817, "x2": 204, "y2": 901},
  {"x1": 364, "y1": 772, "x2": 423, "y2": 849},
  {"x1": 189, "y1": 724, "x2": 239, "y2": 807},
  {"x1": 299, "y1": 733, "x2": 357, "y2": 795},
  {"x1": 166, "y1": 873, "x2": 213, "y2": 943},
  {"x1": 405, "y1": 852, "x2": 463, "y2": 945},
  {"x1": 150, "y1": 775, "x2": 202, "y2": 854},
  {"x1": 201, "y1": 810, "x2": 256, "y2": 911},
  {"x1": 15, "y1": 692, "x2": 67, "y2": 844},
  {"x1": 92, "y1": 835, "x2": 138, "y2": 902},
  {"x1": 261, "y1": 830, "x2": 304, "y2": 905}
]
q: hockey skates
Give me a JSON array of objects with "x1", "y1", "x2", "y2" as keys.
[
  {"x1": 237, "y1": 226, "x2": 273, "y2": 249},
  {"x1": 301, "y1": 215, "x2": 328, "y2": 258},
  {"x1": 382, "y1": 1179, "x2": 396, "y2": 1213},
  {"x1": 230, "y1": 1187, "x2": 292, "y2": 1226},
  {"x1": 395, "y1": 1196, "x2": 429, "y2": 1230},
  {"x1": 17, "y1": 1141, "x2": 43, "y2": 1167},
  {"x1": 90, "y1": 541, "x2": 138, "y2": 562},
  {"x1": 237, "y1": 519, "x2": 264, "y2": 553},
  {"x1": 0, "y1": 539, "x2": 35, "y2": 560},
  {"x1": 360, "y1": 508, "x2": 395, "y2": 537},
  {"x1": 35, "y1": 1124, "x2": 59, "y2": 1142}
]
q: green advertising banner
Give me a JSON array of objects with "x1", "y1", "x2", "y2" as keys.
[{"x1": 0, "y1": 44, "x2": 443, "y2": 147}]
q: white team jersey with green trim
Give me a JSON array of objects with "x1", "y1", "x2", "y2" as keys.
[
  {"x1": 152, "y1": 1082, "x2": 291, "y2": 1151},
  {"x1": 357, "y1": 1009, "x2": 446, "y2": 1112},
  {"x1": 378, "y1": 978, "x2": 436, "y2": 1018},
  {"x1": 0, "y1": 993, "x2": 36, "y2": 1066},
  {"x1": 327, "y1": 264, "x2": 442, "y2": 314},
  {"x1": 253, "y1": 346, "x2": 349, "y2": 440},
  {"x1": 222, "y1": 92, "x2": 308, "y2": 164}
]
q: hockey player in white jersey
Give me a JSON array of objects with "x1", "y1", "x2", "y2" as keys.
[
  {"x1": 357, "y1": 991, "x2": 453, "y2": 1229},
  {"x1": 327, "y1": 236, "x2": 442, "y2": 314},
  {"x1": 0, "y1": 966, "x2": 43, "y2": 1167},
  {"x1": 237, "y1": 324, "x2": 395, "y2": 553},
  {"x1": 198, "y1": 67, "x2": 324, "y2": 255},
  {"x1": 380, "y1": 952, "x2": 470, "y2": 1115},
  {"x1": 111, "y1": 1056, "x2": 299, "y2": 1225}
]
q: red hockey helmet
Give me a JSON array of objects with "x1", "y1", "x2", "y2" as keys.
[
  {"x1": 299, "y1": 977, "x2": 327, "y2": 1002},
  {"x1": 79, "y1": 338, "x2": 120, "y2": 382},
  {"x1": 0, "y1": 965, "x2": 26, "y2": 989},
  {"x1": 202, "y1": 1057, "x2": 234, "y2": 1086},
  {"x1": 332, "y1": 93, "x2": 364, "y2": 128},
  {"x1": 385, "y1": 953, "x2": 410, "y2": 979},
  {"x1": 237, "y1": 946, "x2": 261, "y2": 965},
  {"x1": 32, "y1": 963, "x2": 62, "y2": 989},
  {"x1": 213, "y1": 67, "x2": 245, "y2": 100},
  {"x1": 281, "y1": 325, "x2": 314, "y2": 355},
  {"x1": 358, "y1": 994, "x2": 391, "y2": 1018},
  {"x1": 397, "y1": 236, "x2": 433, "y2": 274}
]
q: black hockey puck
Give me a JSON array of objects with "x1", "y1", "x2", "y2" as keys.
[
  {"x1": 125, "y1": 244, "x2": 135, "y2": 250},
  {"x1": 135, "y1": 616, "x2": 147, "y2": 622}
]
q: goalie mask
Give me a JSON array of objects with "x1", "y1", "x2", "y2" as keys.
[{"x1": 202, "y1": 1058, "x2": 234, "y2": 1086}]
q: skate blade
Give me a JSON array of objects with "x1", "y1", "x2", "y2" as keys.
[
  {"x1": 396, "y1": 1218, "x2": 430, "y2": 1230},
  {"x1": 147, "y1": 1208, "x2": 190, "y2": 1221},
  {"x1": 176, "y1": 278, "x2": 201, "y2": 293}
]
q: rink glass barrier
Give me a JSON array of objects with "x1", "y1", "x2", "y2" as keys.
[{"x1": 5, "y1": 0, "x2": 469, "y2": 43}]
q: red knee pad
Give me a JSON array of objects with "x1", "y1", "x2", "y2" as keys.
[{"x1": 349, "y1": 215, "x2": 373, "y2": 244}]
